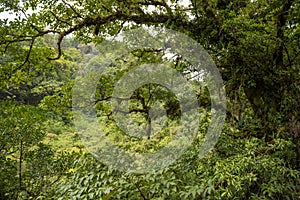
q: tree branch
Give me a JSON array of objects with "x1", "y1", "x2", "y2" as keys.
[
  {"x1": 49, "y1": 11, "x2": 72, "y2": 26},
  {"x1": 61, "y1": 0, "x2": 83, "y2": 19}
]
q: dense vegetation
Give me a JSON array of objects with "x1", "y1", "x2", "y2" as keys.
[{"x1": 0, "y1": 0, "x2": 299, "y2": 199}]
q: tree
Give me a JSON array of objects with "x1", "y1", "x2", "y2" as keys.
[
  {"x1": 1, "y1": 0, "x2": 299, "y2": 128},
  {"x1": 0, "y1": 101, "x2": 77, "y2": 199},
  {"x1": 1, "y1": 0, "x2": 300, "y2": 199}
]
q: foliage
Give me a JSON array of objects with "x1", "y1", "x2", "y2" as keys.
[
  {"x1": 0, "y1": 101, "x2": 77, "y2": 199},
  {"x1": 0, "y1": 0, "x2": 299, "y2": 199}
]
